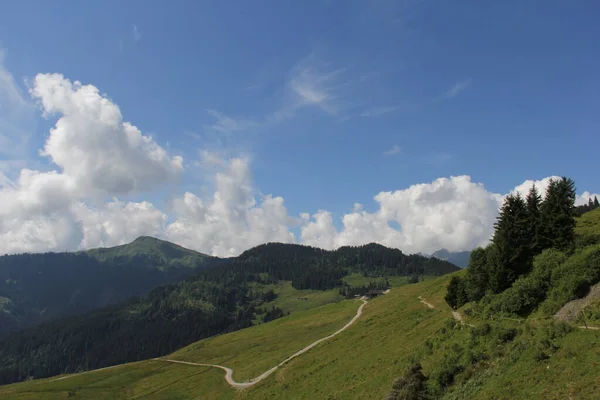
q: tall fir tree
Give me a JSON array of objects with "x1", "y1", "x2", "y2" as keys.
[
  {"x1": 491, "y1": 193, "x2": 531, "y2": 290},
  {"x1": 540, "y1": 177, "x2": 576, "y2": 251},
  {"x1": 595, "y1": 196, "x2": 599, "y2": 208},
  {"x1": 464, "y1": 246, "x2": 490, "y2": 301},
  {"x1": 525, "y1": 184, "x2": 543, "y2": 256}
]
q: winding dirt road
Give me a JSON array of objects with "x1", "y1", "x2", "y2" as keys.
[{"x1": 156, "y1": 298, "x2": 369, "y2": 389}]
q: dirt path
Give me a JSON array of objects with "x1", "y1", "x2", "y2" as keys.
[
  {"x1": 157, "y1": 298, "x2": 368, "y2": 389},
  {"x1": 49, "y1": 364, "x2": 124, "y2": 382},
  {"x1": 418, "y1": 296, "x2": 434, "y2": 309}
]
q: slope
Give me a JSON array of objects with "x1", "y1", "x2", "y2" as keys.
[
  {"x1": 2, "y1": 271, "x2": 598, "y2": 399},
  {"x1": 0, "y1": 237, "x2": 216, "y2": 338},
  {"x1": 0, "y1": 242, "x2": 458, "y2": 385}
]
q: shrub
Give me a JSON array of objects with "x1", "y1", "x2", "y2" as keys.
[
  {"x1": 487, "y1": 249, "x2": 567, "y2": 316},
  {"x1": 384, "y1": 363, "x2": 429, "y2": 400},
  {"x1": 541, "y1": 245, "x2": 600, "y2": 314}
]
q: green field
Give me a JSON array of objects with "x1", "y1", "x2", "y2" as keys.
[
  {"x1": 2, "y1": 272, "x2": 598, "y2": 399},
  {"x1": 170, "y1": 299, "x2": 361, "y2": 381}
]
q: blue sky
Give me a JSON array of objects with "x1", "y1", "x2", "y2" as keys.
[{"x1": 0, "y1": 1, "x2": 599, "y2": 256}]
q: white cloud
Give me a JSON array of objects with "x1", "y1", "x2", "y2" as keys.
[
  {"x1": 576, "y1": 191, "x2": 600, "y2": 207},
  {"x1": 288, "y1": 57, "x2": 345, "y2": 115},
  {"x1": 205, "y1": 109, "x2": 259, "y2": 134},
  {"x1": 73, "y1": 200, "x2": 167, "y2": 249},
  {"x1": 509, "y1": 176, "x2": 560, "y2": 199},
  {"x1": 383, "y1": 144, "x2": 401, "y2": 156},
  {"x1": 301, "y1": 176, "x2": 502, "y2": 254},
  {"x1": 443, "y1": 79, "x2": 471, "y2": 99},
  {"x1": 361, "y1": 106, "x2": 398, "y2": 117},
  {"x1": 1, "y1": 64, "x2": 598, "y2": 258},
  {"x1": 0, "y1": 50, "x2": 34, "y2": 160},
  {"x1": 165, "y1": 155, "x2": 296, "y2": 257},
  {"x1": 133, "y1": 25, "x2": 141, "y2": 43},
  {"x1": 31, "y1": 73, "x2": 183, "y2": 196}
]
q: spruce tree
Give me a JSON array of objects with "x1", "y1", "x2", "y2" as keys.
[
  {"x1": 525, "y1": 184, "x2": 543, "y2": 255},
  {"x1": 541, "y1": 177, "x2": 576, "y2": 251},
  {"x1": 464, "y1": 246, "x2": 490, "y2": 301},
  {"x1": 595, "y1": 196, "x2": 599, "y2": 208},
  {"x1": 492, "y1": 194, "x2": 533, "y2": 291},
  {"x1": 492, "y1": 193, "x2": 531, "y2": 287}
]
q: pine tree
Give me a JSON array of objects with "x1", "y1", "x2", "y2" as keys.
[
  {"x1": 595, "y1": 196, "x2": 599, "y2": 208},
  {"x1": 541, "y1": 177, "x2": 576, "y2": 251}
]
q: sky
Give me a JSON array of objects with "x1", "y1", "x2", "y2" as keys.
[{"x1": 0, "y1": 0, "x2": 598, "y2": 257}]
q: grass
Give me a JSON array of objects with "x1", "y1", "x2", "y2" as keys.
[
  {"x1": 3, "y1": 272, "x2": 598, "y2": 399},
  {"x1": 256, "y1": 281, "x2": 345, "y2": 314},
  {"x1": 170, "y1": 299, "x2": 361, "y2": 381},
  {"x1": 341, "y1": 273, "x2": 410, "y2": 288},
  {"x1": 0, "y1": 360, "x2": 232, "y2": 400}
]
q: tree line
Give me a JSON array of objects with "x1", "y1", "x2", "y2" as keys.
[{"x1": 446, "y1": 177, "x2": 578, "y2": 308}]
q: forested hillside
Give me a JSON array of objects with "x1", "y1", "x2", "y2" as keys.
[
  {"x1": 0, "y1": 237, "x2": 217, "y2": 338},
  {"x1": 0, "y1": 242, "x2": 458, "y2": 385}
]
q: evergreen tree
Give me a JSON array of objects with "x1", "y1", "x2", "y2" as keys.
[
  {"x1": 485, "y1": 243, "x2": 512, "y2": 293},
  {"x1": 492, "y1": 193, "x2": 531, "y2": 286},
  {"x1": 541, "y1": 177, "x2": 576, "y2": 251},
  {"x1": 464, "y1": 246, "x2": 489, "y2": 301},
  {"x1": 525, "y1": 184, "x2": 543, "y2": 256},
  {"x1": 595, "y1": 196, "x2": 599, "y2": 208}
]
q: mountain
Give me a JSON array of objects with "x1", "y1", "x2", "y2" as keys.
[
  {"x1": 0, "y1": 242, "x2": 459, "y2": 385},
  {"x1": 429, "y1": 248, "x2": 472, "y2": 268},
  {"x1": 0, "y1": 237, "x2": 217, "y2": 338},
  {"x1": 2, "y1": 272, "x2": 598, "y2": 399}
]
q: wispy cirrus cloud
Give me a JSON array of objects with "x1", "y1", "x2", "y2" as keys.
[
  {"x1": 133, "y1": 25, "x2": 142, "y2": 43},
  {"x1": 204, "y1": 109, "x2": 259, "y2": 134},
  {"x1": 383, "y1": 144, "x2": 402, "y2": 156},
  {"x1": 0, "y1": 50, "x2": 34, "y2": 166},
  {"x1": 361, "y1": 106, "x2": 399, "y2": 118},
  {"x1": 288, "y1": 61, "x2": 345, "y2": 115},
  {"x1": 443, "y1": 79, "x2": 471, "y2": 99}
]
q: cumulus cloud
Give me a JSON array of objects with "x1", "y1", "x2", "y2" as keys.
[
  {"x1": 165, "y1": 155, "x2": 296, "y2": 257},
  {"x1": 1, "y1": 67, "x2": 598, "y2": 258},
  {"x1": 73, "y1": 200, "x2": 167, "y2": 249},
  {"x1": 0, "y1": 73, "x2": 183, "y2": 255},
  {"x1": 301, "y1": 176, "x2": 502, "y2": 254},
  {"x1": 30, "y1": 73, "x2": 183, "y2": 195}
]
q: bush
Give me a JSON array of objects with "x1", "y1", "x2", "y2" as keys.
[
  {"x1": 445, "y1": 276, "x2": 468, "y2": 309},
  {"x1": 384, "y1": 363, "x2": 429, "y2": 400},
  {"x1": 487, "y1": 249, "x2": 567, "y2": 316},
  {"x1": 541, "y1": 245, "x2": 600, "y2": 314}
]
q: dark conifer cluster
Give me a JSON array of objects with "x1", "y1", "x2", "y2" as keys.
[{"x1": 446, "y1": 177, "x2": 577, "y2": 308}]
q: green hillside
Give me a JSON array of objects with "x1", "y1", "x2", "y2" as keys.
[
  {"x1": 0, "y1": 242, "x2": 458, "y2": 385},
  {"x1": 84, "y1": 236, "x2": 215, "y2": 270},
  {"x1": 3, "y1": 271, "x2": 597, "y2": 400},
  {"x1": 0, "y1": 238, "x2": 217, "y2": 338}
]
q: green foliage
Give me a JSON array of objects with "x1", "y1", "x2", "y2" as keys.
[
  {"x1": 0, "y1": 241, "x2": 217, "y2": 338},
  {"x1": 540, "y1": 177, "x2": 577, "y2": 251},
  {"x1": 446, "y1": 177, "x2": 580, "y2": 311},
  {"x1": 540, "y1": 244, "x2": 600, "y2": 314},
  {"x1": 445, "y1": 276, "x2": 467, "y2": 309},
  {"x1": 493, "y1": 193, "x2": 530, "y2": 286},
  {"x1": 575, "y1": 208, "x2": 600, "y2": 248},
  {"x1": 488, "y1": 249, "x2": 567, "y2": 316},
  {"x1": 385, "y1": 363, "x2": 429, "y2": 400}
]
